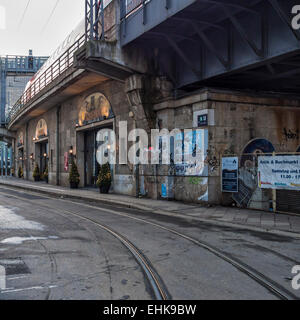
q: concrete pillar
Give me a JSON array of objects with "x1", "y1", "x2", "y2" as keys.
[
  {"x1": 124, "y1": 74, "x2": 173, "y2": 200},
  {"x1": 5, "y1": 145, "x2": 8, "y2": 177},
  {"x1": 9, "y1": 146, "x2": 13, "y2": 176},
  {"x1": 0, "y1": 147, "x2": 3, "y2": 177},
  {"x1": 56, "y1": 106, "x2": 61, "y2": 186},
  {"x1": 25, "y1": 122, "x2": 29, "y2": 180}
]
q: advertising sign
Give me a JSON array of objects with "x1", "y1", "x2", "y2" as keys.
[
  {"x1": 64, "y1": 152, "x2": 69, "y2": 172},
  {"x1": 258, "y1": 155, "x2": 300, "y2": 190},
  {"x1": 222, "y1": 157, "x2": 239, "y2": 193}
]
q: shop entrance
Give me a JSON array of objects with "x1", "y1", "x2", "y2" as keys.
[
  {"x1": 84, "y1": 126, "x2": 113, "y2": 187},
  {"x1": 36, "y1": 141, "x2": 48, "y2": 175}
]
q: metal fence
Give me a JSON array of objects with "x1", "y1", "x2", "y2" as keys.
[
  {"x1": 8, "y1": 35, "x2": 85, "y2": 124},
  {"x1": 0, "y1": 55, "x2": 47, "y2": 72}
]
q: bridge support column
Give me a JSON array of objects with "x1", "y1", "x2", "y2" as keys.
[
  {"x1": 0, "y1": 147, "x2": 3, "y2": 177},
  {"x1": 125, "y1": 74, "x2": 173, "y2": 199},
  {"x1": 5, "y1": 145, "x2": 8, "y2": 178},
  {"x1": 9, "y1": 146, "x2": 12, "y2": 177}
]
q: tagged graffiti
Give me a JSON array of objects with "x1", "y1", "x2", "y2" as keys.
[
  {"x1": 188, "y1": 177, "x2": 204, "y2": 185},
  {"x1": 283, "y1": 128, "x2": 299, "y2": 141}
]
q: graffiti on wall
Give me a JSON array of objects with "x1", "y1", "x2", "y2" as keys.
[
  {"x1": 232, "y1": 139, "x2": 275, "y2": 210},
  {"x1": 283, "y1": 128, "x2": 299, "y2": 141},
  {"x1": 174, "y1": 129, "x2": 209, "y2": 176}
]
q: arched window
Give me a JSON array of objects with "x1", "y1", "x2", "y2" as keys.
[{"x1": 35, "y1": 119, "x2": 48, "y2": 139}]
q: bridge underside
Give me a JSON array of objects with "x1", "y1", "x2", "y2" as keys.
[{"x1": 121, "y1": 0, "x2": 300, "y2": 93}]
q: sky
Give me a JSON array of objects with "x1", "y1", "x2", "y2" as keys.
[{"x1": 0, "y1": 0, "x2": 85, "y2": 57}]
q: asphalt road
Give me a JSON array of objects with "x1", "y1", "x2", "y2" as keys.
[{"x1": 0, "y1": 186, "x2": 299, "y2": 300}]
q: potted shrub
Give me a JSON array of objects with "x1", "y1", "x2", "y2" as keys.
[
  {"x1": 18, "y1": 166, "x2": 23, "y2": 179},
  {"x1": 33, "y1": 163, "x2": 40, "y2": 181},
  {"x1": 96, "y1": 163, "x2": 112, "y2": 194},
  {"x1": 69, "y1": 159, "x2": 80, "y2": 189},
  {"x1": 43, "y1": 166, "x2": 49, "y2": 183}
]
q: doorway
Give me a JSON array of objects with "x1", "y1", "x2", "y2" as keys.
[
  {"x1": 36, "y1": 141, "x2": 48, "y2": 175},
  {"x1": 83, "y1": 126, "x2": 113, "y2": 187}
]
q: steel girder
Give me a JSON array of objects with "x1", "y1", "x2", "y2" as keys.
[
  {"x1": 120, "y1": 0, "x2": 300, "y2": 92},
  {"x1": 85, "y1": 0, "x2": 105, "y2": 41}
]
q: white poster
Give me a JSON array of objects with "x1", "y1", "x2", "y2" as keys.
[{"x1": 258, "y1": 156, "x2": 300, "y2": 190}]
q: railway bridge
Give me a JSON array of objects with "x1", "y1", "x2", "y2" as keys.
[{"x1": 5, "y1": 0, "x2": 300, "y2": 213}]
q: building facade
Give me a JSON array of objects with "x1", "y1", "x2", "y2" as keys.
[{"x1": 8, "y1": 0, "x2": 300, "y2": 214}]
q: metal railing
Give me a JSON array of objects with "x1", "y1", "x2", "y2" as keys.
[
  {"x1": 0, "y1": 55, "x2": 48, "y2": 73},
  {"x1": 8, "y1": 35, "x2": 85, "y2": 124},
  {"x1": 8, "y1": 0, "x2": 110, "y2": 125}
]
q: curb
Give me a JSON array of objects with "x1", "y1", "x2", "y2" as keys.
[{"x1": 1, "y1": 180, "x2": 300, "y2": 239}]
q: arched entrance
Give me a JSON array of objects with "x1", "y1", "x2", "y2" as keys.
[
  {"x1": 34, "y1": 119, "x2": 49, "y2": 176},
  {"x1": 76, "y1": 92, "x2": 115, "y2": 187}
]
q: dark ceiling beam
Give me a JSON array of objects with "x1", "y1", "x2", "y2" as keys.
[
  {"x1": 247, "y1": 67, "x2": 300, "y2": 82},
  {"x1": 148, "y1": 32, "x2": 202, "y2": 79},
  {"x1": 276, "y1": 61, "x2": 300, "y2": 67},
  {"x1": 172, "y1": 17, "x2": 230, "y2": 68},
  {"x1": 221, "y1": 4, "x2": 264, "y2": 57},
  {"x1": 266, "y1": 64, "x2": 276, "y2": 75},
  {"x1": 197, "y1": 0, "x2": 260, "y2": 16},
  {"x1": 196, "y1": 0, "x2": 264, "y2": 57}
]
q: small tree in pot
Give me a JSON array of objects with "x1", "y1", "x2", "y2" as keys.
[
  {"x1": 43, "y1": 166, "x2": 49, "y2": 183},
  {"x1": 69, "y1": 159, "x2": 80, "y2": 188},
  {"x1": 33, "y1": 163, "x2": 40, "y2": 181},
  {"x1": 96, "y1": 163, "x2": 112, "y2": 194},
  {"x1": 18, "y1": 166, "x2": 23, "y2": 179}
]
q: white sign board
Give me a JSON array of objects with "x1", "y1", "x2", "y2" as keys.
[
  {"x1": 258, "y1": 155, "x2": 300, "y2": 190},
  {"x1": 222, "y1": 157, "x2": 239, "y2": 193}
]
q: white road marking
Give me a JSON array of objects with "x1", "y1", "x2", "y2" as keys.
[
  {"x1": 1, "y1": 285, "x2": 57, "y2": 294},
  {"x1": 7, "y1": 275, "x2": 28, "y2": 280},
  {"x1": 0, "y1": 206, "x2": 44, "y2": 230},
  {"x1": 0, "y1": 236, "x2": 58, "y2": 245}
]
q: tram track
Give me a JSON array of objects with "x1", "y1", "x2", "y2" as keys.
[
  {"x1": 0, "y1": 187, "x2": 298, "y2": 300},
  {"x1": 0, "y1": 190, "x2": 169, "y2": 300}
]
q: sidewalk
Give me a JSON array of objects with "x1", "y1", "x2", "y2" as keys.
[{"x1": 1, "y1": 177, "x2": 300, "y2": 238}]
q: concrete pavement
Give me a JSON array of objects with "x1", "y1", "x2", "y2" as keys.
[{"x1": 0, "y1": 177, "x2": 300, "y2": 238}]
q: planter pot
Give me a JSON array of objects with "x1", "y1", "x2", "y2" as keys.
[
  {"x1": 34, "y1": 176, "x2": 40, "y2": 182},
  {"x1": 99, "y1": 184, "x2": 111, "y2": 194},
  {"x1": 70, "y1": 182, "x2": 79, "y2": 189}
]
